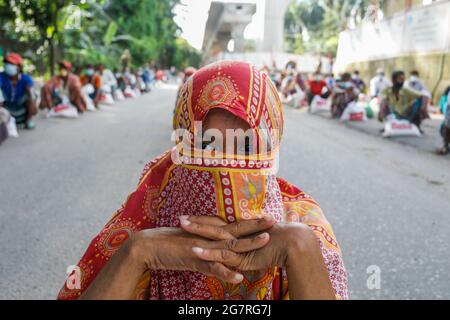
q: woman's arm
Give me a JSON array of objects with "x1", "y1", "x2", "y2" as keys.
[
  {"x1": 284, "y1": 226, "x2": 335, "y2": 300},
  {"x1": 77, "y1": 218, "x2": 275, "y2": 300},
  {"x1": 79, "y1": 238, "x2": 145, "y2": 300}
]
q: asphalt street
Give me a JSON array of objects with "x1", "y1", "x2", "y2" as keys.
[{"x1": 0, "y1": 85, "x2": 449, "y2": 299}]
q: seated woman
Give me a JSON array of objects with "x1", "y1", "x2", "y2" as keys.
[
  {"x1": 58, "y1": 61, "x2": 348, "y2": 300},
  {"x1": 40, "y1": 61, "x2": 87, "y2": 113},
  {"x1": 331, "y1": 73, "x2": 358, "y2": 119},
  {"x1": 0, "y1": 53, "x2": 37, "y2": 129},
  {"x1": 378, "y1": 70, "x2": 429, "y2": 130}
]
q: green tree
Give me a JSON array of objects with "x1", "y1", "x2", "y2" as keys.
[{"x1": 285, "y1": 0, "x2": 378, "y2": 55}]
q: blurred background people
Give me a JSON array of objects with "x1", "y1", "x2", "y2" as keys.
[
  {"x1": 405, "y1": 70, "x2": 429, "y2": 96},
  {"x1": 98, "y1": 64, "x2": 117, "y2": 95},
  {"x1": 40, "y1": 60, "x2": 87, "y2": 113},
  {"x1": 0, "y1": 53, "x2": 37, "y2": 129},
  {"x1": 369, "y1": 68, "x2": 391, "y2": 99},
  {"x1": 378, "y1": 70, "x2": 429, "y2": 130},
  {"x1": 331, "y1": 72, "x2": 358, "y2": 118},
  {"x1": 438, "y1": 86, "x2": 450, "y2": 155},
  {"x1": 80, "y1": 64, "x2": 102, "y2": 107},
  {"x1": 306, "y1": 71, "x2": 330, "y2": 105},
  {"x1": 351, "y1": 70, "x2": 366, "y2": 93}
]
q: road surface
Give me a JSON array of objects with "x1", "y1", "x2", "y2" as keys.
[{"x1": 1, "y1": 85, "x2": 449, "y2": 299}]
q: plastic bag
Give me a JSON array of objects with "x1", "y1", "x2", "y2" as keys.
[
  {"x1": 123, "y1": 87, "x2": 137, "y2": 98},
  {"x1": 113, "y1": 89, "x2": 125, "y2": 101},
  {"x1": 82, "y1": 84, "x2": 95, "y2": 95},
  {"x1": 100, "y1": 93, "x2": 114, "y2": 105},
  {"x1": 47, "y1": 104, "x2": 79, "y2": 119},
  {"x1": 7, "y1": 115, "x2": 19, "y2": 138},
  {"x1": 340, "y1": 101, "x2": 368, "y2": 122},
  {"x1": 310, "y1": 95, "x2": 331, "y2": 114},
  {"x1": 383, "y1": 119, "x2": 421, "y2": 138},
  {"x1": 81, "y1": 86, "x2": 96, "y2": 111}
]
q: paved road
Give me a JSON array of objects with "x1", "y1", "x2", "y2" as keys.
[{"x1": 0, "y1": 85, "x2": 449, "y2": 299}]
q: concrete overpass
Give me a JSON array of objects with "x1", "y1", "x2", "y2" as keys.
[
  {"x1": 202, "y1": 2, "x2": 257, "y2": 61},
  {"x1": 202, "y1": 0, "x2": 292, "y2": 63}
]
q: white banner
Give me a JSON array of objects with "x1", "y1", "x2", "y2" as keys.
[{"x1": 335, "y1": 0, "x2": 450, "y2": 71}]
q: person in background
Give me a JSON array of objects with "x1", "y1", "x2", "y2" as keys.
[
  {"x1": 369, "y1": 68, "x2": 391, "y2": 99},
  {"x1": 142, "y1": 64, "x2": 154, "y2": 92},
  {"x1": 438, "y1": 87, "x2": 450, "y2": 155},
  {"x1": 113, "y1": 68, "x2": 127, "y2": 92},
  {"x1": 405, "y1": 70, "x2": 429, "y2": 94},
  {"x1": 378, "y1": 70, "x2": 429, "y2": 130},
  {"x1": 98, "y1": 64, "x2": 117, "y2": 95},
  {"x1": 80, "y1": 64, "x2": 102, "y2": 107},
  {"x1": 331, "y1": 73, "x2": 359, "y2": 118},
  {"x1": 40, "y1": 60, "x2": 87, "y2": 113},
  {"x1": 0, "y1": 53, "x2": 37, "y2": 129},
  {"x1": 351, "y1": 71, "x2": 366, "y2": 93},
  {"x1": 325, "y1": 73, "x2": 336, "y2": 91},
  {"x1": 306, "y1": 71, "x2": 330, "y2": 105}
]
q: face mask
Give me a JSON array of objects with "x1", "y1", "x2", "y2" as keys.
[
  {"x1": 59, "y1": 69, "x2": 68, "y2": 77},
  {"x1": 410, "y1": 76, "x2": 418, "y2": 82},
  {"x1": 352, "y1": 74, "x2": 359, "y2": 80},
  {"x1": 85, "y1": 69, "x2": 94, "y2": 76},
  {"x1": 394, "y1": 82, "x2": 404, "y2": 90},
  {"x1": 4, "y1": 63, "x2": 18, "y2": 77},
  {"x1": 315, "y1": 75, "x2": 322, "y2": 81}
]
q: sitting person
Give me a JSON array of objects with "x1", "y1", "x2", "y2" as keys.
[
  {"x1": 405, "y1": 70, "x2": 428, "y2": 94},
  {"x1": 438, "y1": 88, "x2": 450, "y2": 155},
  {"x1": 98, "y1": 64, "x2": 117, "y2": 95},
  {"x1": 80, "y1": 65, "x2": 102, "y2": 107},
  {"x1": 0, "y1": 53, "x2": 37, "y2": 129},
  {"x1": 40, "y1": 60, "x2": 86, "y2": 113},
  {"x1": 378, "y1": 70, "x2": 429, "y2": 130},
  {"x1": 369, "y1": 68, "x2": 391, "y2": 99},
  {"x1": 351, "y1": 71, "x2": 366, "y2": 93},
  {"x1": 306, "y1": 72, "x2": 330, "y2": 105},
  {"x1": 58, "y1": 61, "x2": 348, "y2": 300},
  {"x1": 331, "y1": 73, "x2": 359, "y2": 118}
]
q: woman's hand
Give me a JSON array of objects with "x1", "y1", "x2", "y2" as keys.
[
  {"x1": 182, "y1": 217, "x2": 318, "y2": 271},
  {"x1": 129, "y1": 215, "x2": 277, "y2": 284},
  {"x1": 183, "y1": 217, "x2": 336, "y2": 300}
]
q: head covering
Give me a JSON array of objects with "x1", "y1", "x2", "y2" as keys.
[
  {"x1": 4, "y1": 53, "x2": 23, "y2": 66},
  {"x1": 184, "y1": 66, "x2": 197, "y2": 77},
  {"x1": 58, "y1": 61, "x2": 347, "y2": 300},
  {"x1": 59, "y1": 60, "x2": 73, "y2": 71}
]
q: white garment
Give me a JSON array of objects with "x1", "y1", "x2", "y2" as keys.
[
  {"x1": 370, "y1": 75, "x2": 391, "y2": 98},
  {"x1": 101, "y1": 69, "x2": 117, "y2": 88}
]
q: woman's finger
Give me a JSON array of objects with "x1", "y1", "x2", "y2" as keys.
[
  {"x1": 193, "y1": 247, "x2": 243, "y2": 268},
  {"x1": 223, "y1": 216, "x2": 276, "y2": 238},
  {"x1": 198, "y1": 261, "x2": 243, "y2": 284},
  {"x1": 180, "y1": 216, "x2": 234, "y2": 240},
  {"x1": 184, "y1": 215, "x2": 227, "y2": 227},
  {"x1": 204, "y1": 232, "x2": 270, "y2": 253}
]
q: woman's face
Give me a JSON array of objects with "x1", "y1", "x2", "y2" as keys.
[{"x1": 202, "y1": 109, "x2": 253, "y2": 155}]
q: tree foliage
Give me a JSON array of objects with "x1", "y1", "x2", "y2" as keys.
[
  {"x1": 0, "y1": 0, "x2": 201, "y2": 75},
  {"x1": 285, "y1": 0, "x2": 380, "y2": 55}
]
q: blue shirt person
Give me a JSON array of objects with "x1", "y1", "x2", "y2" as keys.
[{"x1": 0, "y1": 53, "x2": 37, "y2": 128}]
